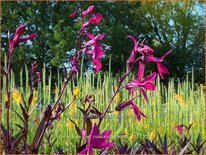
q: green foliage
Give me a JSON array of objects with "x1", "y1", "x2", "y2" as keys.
[{"x1": 1, "y1": 1, "x2": 204, "y2": 83}]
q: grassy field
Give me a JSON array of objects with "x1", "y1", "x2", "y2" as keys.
[{"x1": 2, "y1": 59, "x2": 205, "y2": 153}]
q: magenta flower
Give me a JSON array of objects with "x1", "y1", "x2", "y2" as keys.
[
  {"x1": 127, "y1": 35, "x2": 139, "y2": 68},
  {"x1": 31, "y1": 61, "x2": 42, "y2": 87},
  {"x1": 89, "y1": 13, "x2": 103, "y2": 24},
  {"x1": 69, "y1": 57, "x2": 79, "y2": 74},
  {"x1": 81, "y1": 13, "x2": 103, "y2": 30},
  {"x1": 126, "y1": 62, "x2": 157, "y2": 103},
  {"x1": 84, "y1": 31, "x2": 106, "y2": 73},
  {"x1": 144, "y1": 49, "x2": 172, "y2": 79},
  {"x1": 8, "y1": 25, "x2": 37, "y2": 51},
  {"x1": 82, "y1": 5, "x2": 95, "y2": 17},
  {"x1": 174, "y1": 125, "x2": 184, "y2": 135},
  {"x1": 131, "y1": 102, "x2": 146, "y2": 121},
  {"x1": 80, "y1": 123, "x2": 113, "y2": 154},
  {"x1": 69, "y1": 11, "x2": 78, "y2": 18},
  {"x1": 84, "y1": 31, "x2": 106, "y2": 59},
  {"x1": 92, "y1": 59, "x2": 102, "y2": 73},
  {"x1": 138, "y1": 44, "x2": 154, "y2": 56},
  {"x1": 115, "y1": 97, "x2": 136, "y2": 111}
]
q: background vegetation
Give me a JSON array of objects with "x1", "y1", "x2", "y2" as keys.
[{"x1": 1, "y1": 1, "x2": 205, "y2": 85}]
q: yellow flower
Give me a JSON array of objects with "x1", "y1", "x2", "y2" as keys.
[
  {"x1": 127, "y1": 108, "x2": 133, "y2": 116},
  {"x1": 12, "y1": 89, "x2": 23, "y2": 106},
  {"x1": 43, "y1": 85, "x2": 50, "y2": 91},
  {"x1": 194, "y1": 111, "x2": 198, "y2": 117},
  {"x1": 129, "y1": 134, "x2": 136, "y2": 143},
  {"x1": 128, "y1": 118, "x2": 132, "y2": 124},
  {"x1": 74, "y1": 87, "x2": 80, "y2": 96},
  {"x1": 68, "y1": 121, "x2": 73, "y2": 128},
  {"x1": 175, "y1": 94, "x2": 185, "y2": 105},
  {"x1": 123, "y1": 128, "x2": 128, "y2": 135},
  {"x1": 113, "y1": 110, "x2": 120, "y2": 115},
  {"x1": 134, "y1": 89, "x2": 139, "y2": 96},
  {"x1": 31, "y1": 91, "x2": 38, "y2": 107},
  {"x1": 159, "y1": 126, "x2": 164, "y2": 136},
  {"x1": 149, "y1": 131, "x2": 156, "y2": 141},
  {"x1": 114, "y1": 93, "x2": 121, "y2": 102},
  {"x1": 69, "y1": 102, "x2": 76, "y2": 115},
  {"x1": 143, "y1": 123, "x2": 149, "y2": 129}
]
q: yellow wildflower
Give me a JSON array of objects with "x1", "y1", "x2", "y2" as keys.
[
  {"x1": 149, "y1": 131, "x2": 156, "y2": 141},
  {"x1": 175, "y1": 94, "x2": 185, "y2": 105},
  {"x1": 123, "y1": 128, "x2": 128, "y2": 135},
  {"x1": 113, "y1": 110, "x2": 120, "y2": 115},
  {"x1": 127, "y1": 108, "x2": 133, "y2": 116},
  {"x1": 114, "y1": 93, "x2": 121, "y2": 102},
  {"x1": 31, "y1": 91, "x2": 38, "y2": 107},
  {"x1": 68, "y1": 119, "x2": 77, "y2": 128},
  {"x1": 129, "y1": 134, "x2": 136, "y2": 143},
  {"x1": 194, "y1": 111, "x2": 198, "y2": 117},
  {"x1": 74, "y1": 87, "x2": 80, "y2": 96},
  {"x1": 43, "y1": 85, "x2": 50, "y2": 91},
  {"x1": 12, "y1": 89, "x2": 23, "y2": 106},
  {"x1": 128, "y1": 118, "x2": 132, "y2": 124},
  {"x1": 159, "y1": 126, "x2": 164, "y2": 136},
  {"x1": 69, "y1": 102, "x2": 76, "y2": 115},
  {"x1": 143, "y1": 123, "x2": 149, "y2": 129},
  {"x1": 134, "y1": 89, "x2": 139, "y2": 96}
]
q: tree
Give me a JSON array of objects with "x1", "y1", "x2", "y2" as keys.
[
  {"x1": 1, "y1": 1, "x2": 204, "y2": 83},
  {"x1": 133, "y1": 1, "x2": 204, "y2": 83}
]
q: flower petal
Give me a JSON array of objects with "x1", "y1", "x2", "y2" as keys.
[
  {"x1": 15, "y1": 25, "x2": 26, "y2": 36},
  {"x1": 137, "y1": 62, "x2": 145, "y2": 82},
  {"x1": 143, "y1": 72, "x2": 157, "y2": 82},
  {"x1": 82, "y1": 5, "x2": 95, "y2": 16},
  {"x1": 175, "y1": 125, "x2": 184, "y2": 135},
  {"x1": 157, "y1": 62, "x2": 170, "y2": 79},
  {"x1": 93, "y1": 42, "x2": 103, "y2": 60},
  {"x1": 115, "y1": 97, "x2": 135, "y2": 111},
  {"x1": 161, "y1": 49, "x2": 173, "y2": 60},
  {"x1": 92, "y1": 59, "x2": 102, "y2": 73},
  {"x1": 20, "y1": 33, "x2": 37, "y2": 42},
  {"x1": 69, "y1": 11, "x2": 78, "y2": 18},
  {"x1": 89, "y1": 13, "x2": 103, "y2": 24},
  {"x1": 85, "y1": 31, "x2": 95, "y2": 40},
  {"x1": 143, "y1": 82, "x2": 156, "y2": 90},
  {"x1": 140, "y1": 88, "x2": 148, "y2": 103}
]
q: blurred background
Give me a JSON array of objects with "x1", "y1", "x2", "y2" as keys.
[{"x1": 1, "y1": 1, "x2": 205, "y2": 85}]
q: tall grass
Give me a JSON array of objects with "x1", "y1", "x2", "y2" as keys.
[{"x1": 2, "y1": 56, "x2": 205, "y2": 153}]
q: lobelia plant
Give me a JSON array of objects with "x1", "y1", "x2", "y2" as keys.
[
  {"x1": 68, "y1": 5, "x2": 172, "y2": 155},
  {"x1": 1, "y1": 4, "x2": 173, "y2": 154}
]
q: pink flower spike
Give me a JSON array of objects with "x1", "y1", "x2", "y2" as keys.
[
  {"x1": 92, "y1": 59, "x2": 102, "y2": 73},
  {"x1": 69, "y1": 11, "x2": 78, "y2": 18},
  {"x1": 89, "y1": 13, "x2": 103, "y2": 24},
  {"x1": 175, "y1": 125, "x2": 184, "y2": 135},
  {"x1": 82, "y1": 5, "x2": 95, "y2": 17}
]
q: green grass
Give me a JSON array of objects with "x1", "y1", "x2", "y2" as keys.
[{"x1": 1, "y1": 57, "x2": 205, "y2": 153}]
